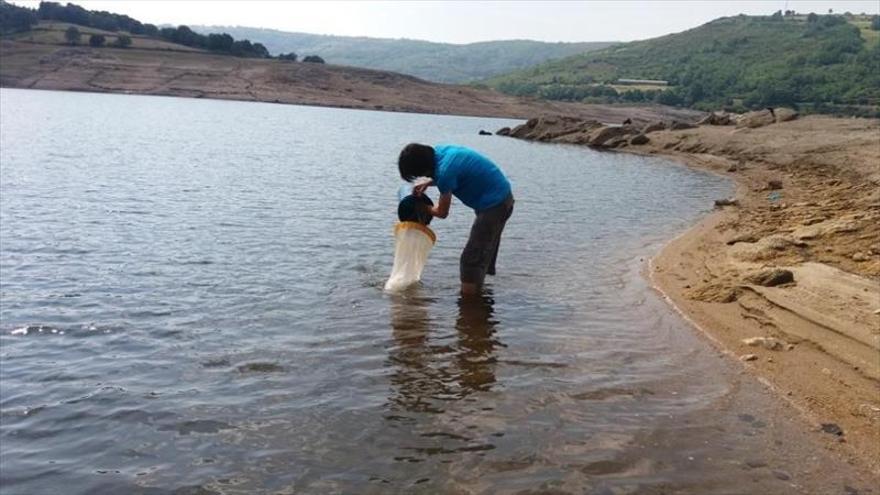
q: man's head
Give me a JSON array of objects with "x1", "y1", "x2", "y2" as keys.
[{"x1": 398, "y1": 143, "x2": 435, "y2": 182}]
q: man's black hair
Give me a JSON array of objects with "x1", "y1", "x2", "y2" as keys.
[{"x1": 398, "y1": 143, "x2": 435, "y2": 182}]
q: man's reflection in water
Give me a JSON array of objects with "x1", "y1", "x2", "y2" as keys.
[
  {"x1": 454, "y1": 292, "x2": 500, "y2": 393},
  {"x1": 387, "y1": 289, "x2": 500, "y2": 415}
]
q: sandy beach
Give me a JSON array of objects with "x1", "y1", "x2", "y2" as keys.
[{"x1": 500, "y1": 114, "x2": 880, "y2": 474}]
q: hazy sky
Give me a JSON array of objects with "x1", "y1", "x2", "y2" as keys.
[{"x1": 12, "y1": 1, "x2": 880, "y2": 43}]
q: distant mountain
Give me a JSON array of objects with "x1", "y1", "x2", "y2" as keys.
[
  {"x1": 487, "y1": 13, "x2": 880, "y2": 116},
  {"x1": 191, "y1": 26, "x2": 615, "y2": 83}
]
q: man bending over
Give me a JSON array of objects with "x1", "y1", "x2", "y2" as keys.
[{"x1": 397, "y1": 143, "x2": 514, "y2": 296}]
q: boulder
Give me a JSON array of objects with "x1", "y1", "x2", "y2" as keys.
[
  {"x1": 744, "y1": 268, "x2": 794, "y2": 287},
  {"x1": 496, "y1": 127, "x2": 511, "y2": 136},
  {"x1": 670, "y1": 120, "x2": 697, "y2": 130},
  {"x1": 714, "y1": 198, "x2": 739, "y2": 208},
  {"x1": 774, "y1": 107, "x2": 798, "y2": 123},
  {"x1": 588, "y1": 125, "x2": 637, "y2": 147},
  {"x1": 736, "y1": 109, "x2": 775, "y2": 129},
  {"x1": 509, "y1": 122, "x2": 535, "y2": 139},
  {"x1": 641, "y1": 121, "x2": 666, "y2": 134},
  {"x1": 697, "y1": 112, "x2": 733, "y2": 126},
  {"x1": 629, "y1": 133, "x2": 650, "y2": 145},
  {"x1": 767, "y1": 179, "x2": 783, "y2": 190},
  {"x1": 478, "y1": 130, "x2": 493, "y2": 136},
  {"x1": 605, "y1": 137, "x2": 629, "y2": 148}
]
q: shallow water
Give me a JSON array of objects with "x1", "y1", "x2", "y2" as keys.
[{"x1": 0, "y1": 89, "x2": 868, "y2": 494}]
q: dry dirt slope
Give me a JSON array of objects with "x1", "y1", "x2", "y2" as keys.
[{"x1": 0, "y1": 40, "x2": 703, "y2": 122}]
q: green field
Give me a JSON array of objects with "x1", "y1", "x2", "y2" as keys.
[{"x1": 8, "y1": 22, "x2": 204, "y2": 52}]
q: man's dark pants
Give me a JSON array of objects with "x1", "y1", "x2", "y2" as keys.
[{"x1": 460, "y1": 194, "x2": 514, "y2": 286}]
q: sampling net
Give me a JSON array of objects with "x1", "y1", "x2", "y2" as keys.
[{"x1": 384, "y1": 221, "x2": 437, "y2": 292}]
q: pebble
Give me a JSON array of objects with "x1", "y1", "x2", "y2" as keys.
[
  {"x1": 820, "y1": 423, "x2": 844, "y2": 436},
  {"x1": 740, "y1": 354, "x2": 758, "y2": 362},
  {"x1": 772, "y1": 470, "x2": 792, "y2": 481},
  {"x1": 742, "y1": 336, "x2": 787, "y2": 350},
  {"x1": 851, "y1": 252, "x2": 870, "y2": 262}
]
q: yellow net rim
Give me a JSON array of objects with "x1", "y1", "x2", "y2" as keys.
[{"x1": 394, "y1": 221, "x2": 436, "y2": 244}]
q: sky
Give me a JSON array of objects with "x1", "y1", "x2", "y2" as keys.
[{"x1": 11, "y1": 1, "x2": 880, "y2": 44}]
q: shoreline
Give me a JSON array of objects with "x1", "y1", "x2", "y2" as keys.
[
  {"x1": 640, "y1": 125, "x2": 880, "y2": 475},
  {"x1": 502, "y1": 115, "x2": 880, "y2": 474},
  {"x1": 0, "y1": 41, "x2": 702, "y2": 124}
]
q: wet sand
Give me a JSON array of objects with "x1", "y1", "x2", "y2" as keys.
[{"x1": 500, "y1": 115, "x2": 880, "y2": 476}]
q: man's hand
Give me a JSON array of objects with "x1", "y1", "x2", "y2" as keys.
[{"x1": 412, "y1": 180, "x2": 433, "y2": 197}]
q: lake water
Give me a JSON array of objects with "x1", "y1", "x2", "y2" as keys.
[{"x1": 0, "y1": 89, "x2": 869, "y2": 494}]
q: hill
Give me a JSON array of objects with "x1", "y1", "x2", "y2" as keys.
[
  {"x1": 191, "y1": 26, "x2": 615, "y2": 83},
  {"x1": 487, "y1": 13, "x2": 880, "y2": 116},
  {"x1": 0, "y1": 34, "x2": 700, "y2": 123}
]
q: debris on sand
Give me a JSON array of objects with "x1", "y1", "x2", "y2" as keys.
[{"x1": 742, "y1": 337, "x2": 789, "y2": 351}]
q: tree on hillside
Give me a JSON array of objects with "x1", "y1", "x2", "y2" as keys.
[
  {"x1": 88, "y1": 34, "x2": 105, "y2": 47},
  {"x1": 64, "y1": 26, "x2": 81, "y2": 45},
  {"x1": 278, "y1": 52, "x2": 298, "y2": 61},
  {"x1": 771, "y1": 10, "x2": 783, "y2": 20},
  {"x1": 112, "y1": 34, "x2": 132, "y2": 48},
  {"x1": 208, "y1": 33, "x2": 234, "y2": 52},
  {"x1": 807, "y1": 12, "x2": 818, "y2": 23},
  {"x1": 303, "y1": 55, "x2": 325, "y2": 63}
]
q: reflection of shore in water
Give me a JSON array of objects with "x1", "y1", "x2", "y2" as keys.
[{"x1": 387, "y1": 290, "x2": 501, "y2": 415}]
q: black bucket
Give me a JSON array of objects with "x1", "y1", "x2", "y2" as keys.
[{"x1": 397, "y1": 194, "x2": 434, "y2": 225}]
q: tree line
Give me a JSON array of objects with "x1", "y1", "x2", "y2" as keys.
[{"x1": 1, "y1": 1, "x2": 326, "y2": 62}]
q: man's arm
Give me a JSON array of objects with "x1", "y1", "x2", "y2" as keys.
[{"x1": 428, "y1": 193, "x2": 452, "y2": 219}]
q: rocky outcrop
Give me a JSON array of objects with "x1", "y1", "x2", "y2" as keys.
[
  {"x1": 641, "y1": 121, "x2": 666, "y2": 134},
  {"x1": 736, "y1": 109, "x2": 776, "y2": 129},
  {"x1": 589, "y1": 125, "x2": 638, "y2": 146},
  {"x1": 478, "y1": 129, "x2": 493, "y2": 135},
  {"x1": 629, "y1": 133, "x2": 650, "y2": 145},
  {"x1": 744, "y1": 268, "x2": 795, "y2": 287},
  {"x1": 697, "y1": 111, "x2": 733, "y2": 126},
  {"x1": 670, "y1": 120, "x2": 697, "y2": 130},
  {"x1": 499, "y1": 116, "x2": 657, "y2": 149},
  {"x1": 774, "y1": 107, "x2": 798, "y2": 123}
]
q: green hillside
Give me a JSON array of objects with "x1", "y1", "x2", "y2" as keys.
[
  {"x1": 192, "y1": 26, "x2": 615, "y2": 83},
  {"x1": 488, "y1": 13, "x2": 880, "y2": 116}
]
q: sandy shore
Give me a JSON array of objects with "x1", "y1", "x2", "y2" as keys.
[{"x1": 500, "y1": 115, "x2": 880, "y2": 473}]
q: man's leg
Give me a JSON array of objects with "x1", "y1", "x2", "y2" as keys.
[
  {"x1": 487, "y1": 196, "x2": 514, "y2": 276},
  {"x1": 460, "y1": 196, "x2": 513, "y2": 294}
]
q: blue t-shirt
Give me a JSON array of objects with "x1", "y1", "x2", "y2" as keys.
[{"x1": 434, "y1": 145, "x2": 511, "y2": 211}]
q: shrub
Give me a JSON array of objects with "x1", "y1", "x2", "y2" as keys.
[
  {"x1": 88, "y1": 34, "x2": 105, "y2": 47},
  {"x1": 112, "y1": 34, "x2": 132, "y2": 48},
  {"x1": 64, "y1": 26, "x2": 81, "y2": 45}
]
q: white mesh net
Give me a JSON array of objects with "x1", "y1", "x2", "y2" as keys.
[{"x1": 384, "y1": 222, "x2": 436, "y2": 292}]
